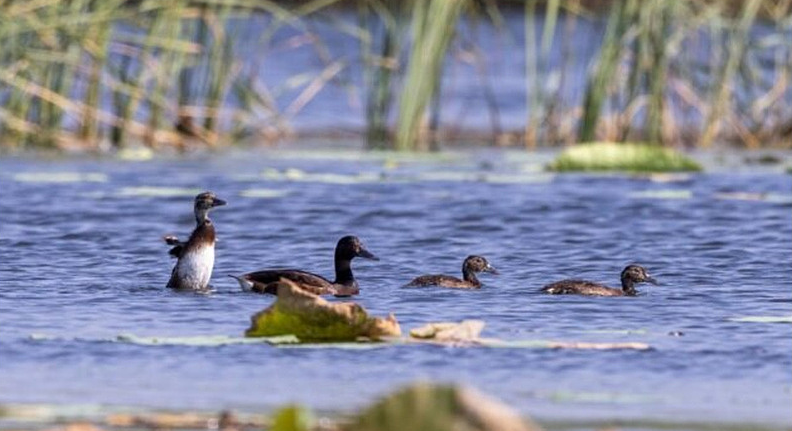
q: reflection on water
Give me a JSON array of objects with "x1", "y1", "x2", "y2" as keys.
[{"x1": 0, "y1": 149, "x2": 790, "y2": 427}]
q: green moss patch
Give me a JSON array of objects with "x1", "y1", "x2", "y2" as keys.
[{"x1": 548, "y1": 142, "x2": 701, "y2": 172}]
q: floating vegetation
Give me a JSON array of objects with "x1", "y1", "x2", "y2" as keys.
[
  {"x1": 543, "y1": 390, "x2": 659, "y2": 404},
  {"x1": 113, "y1": 334, "x2": 294, "y2": 346},
  {"x1": 409, "y1": 320, "x2": 486, "y2": 343},
  {"x1": 628, "y1": 190, "x2": 693, "y2": 200},
  {"x1": 27, "y1": 333, "x2": 298, "y2": 346},
  {"x1": 12, "y1": 172, "x2": 108, "y2": 183},
  {"x1": 547, "y1": 142, "x2": 703, "y2": 172},
  {"x1": 239, "y1": 189, "x2": 291, "y2": 199},
  {"x1": 486, "y1": 340, "x2": 651, "y2": 350},
  {"x1": 116, "y1": 187, "x2": 201, "y2": 197},
  {"x1": 728, "y1": 315, "x2": 792, "y2": 323},
  {"x1": 271, "y1": 405, "x2": 314, "y2": 431},
  {"x1": 261, "y1": 168, "x2": 383, "y2": 184},
  {"x1": 714, "y1": 192, "x2": 792, "y2": 204},
  {"x1": 643, "y1": 173, "x2": 695, "y2": 183},
  {"x1": 115, "y1": 147, "x2": 155, "y2": 162},
  {"x1": 245, "y1": 280, "x2": 402, "y2": 342},
  {"x1": 347, "y1": 383, "x2": 540, "y2": 431}
]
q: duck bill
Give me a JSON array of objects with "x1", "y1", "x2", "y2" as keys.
[
  {"x1": 485, "y1": 265, "x2": 499, "y2": 275},
  {"x1": 212, "y1": 198, "x2": 227, "y2": 207},
  {"x1": 358, "y1": 248, "x2": 379, "y2": 261},
  {"x1": 645, "y1": 276, "x2": 659, "y2": 285}
]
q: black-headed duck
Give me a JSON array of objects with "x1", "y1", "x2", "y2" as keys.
[
  {"x1": 406, "y1": 255, "x2": 497, "y2": 289},
  {"x1": 231, "y1": 235, "x2": 379, "y2": 297},
  {"x1": 540, "y1": 264, "x2": 658, "y2": 296},
  {"x1": 165, "y1": 191, "x2": 227, "y2": 291}
]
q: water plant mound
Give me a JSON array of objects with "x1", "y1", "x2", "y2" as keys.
[
  {"x1": 245, "y1": 280, "x2": 401, "y2": 341},
  {"x1": 548, "y1": 142, "x2": 702, "y2": 172},
  {"x1": 346, "y1": 383, "x2": 542, "y2": 431}
]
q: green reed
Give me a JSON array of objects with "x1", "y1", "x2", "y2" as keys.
[{"x1": 0, "y1": 0, "x2": 789, "y2": 152}]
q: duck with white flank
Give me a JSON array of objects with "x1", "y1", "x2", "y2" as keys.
[
  {"x1": 164, "y1": 191, "x2": 226, "y2": 291},
  {"x1": 231, "y1": 235, "x2": 379, "y2": 297},
  {"x1": 405, "y1": 255, "x2": 498, "y2": 289},
  {"x1": 540, "y1": 264, "x2": 658, "y2": 296}
]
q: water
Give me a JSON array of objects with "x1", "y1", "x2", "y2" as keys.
[{"x1": 1, "y1": 149, "x2": 790, "y2": 428}]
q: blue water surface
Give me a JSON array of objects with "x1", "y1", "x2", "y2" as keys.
[{"x1": 0, "y1": 149, "x2": 790, "y2": 427}]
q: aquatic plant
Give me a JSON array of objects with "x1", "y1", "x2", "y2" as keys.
[
  {"x1": 395, "y1": 0, "x2": 468, "y2": 151},
  {"x1": 346, "y1": 383, "x2": 541, "y2": 431},
  {"x1": 547, "y1": 142, "x2": 702, "y2": 172},
  {"x1": 245, "y1": 280, "x2": 401, "y2": 341},
  {"x1": 0, "y1": 1, "x2": 789, "y2": 151}
]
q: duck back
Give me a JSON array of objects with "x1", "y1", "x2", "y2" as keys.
[
  {"x1": 241, "y1": 269, "x2": 334, "y2": 295},
  {"x1": 540, "y1": 279, "x2": 624, "y2": 296}
]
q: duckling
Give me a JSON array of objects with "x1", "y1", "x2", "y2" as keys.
[
  {"x1": 231, "y1": 235, "x2": 379, "y2": 297},
  {"x1": 406, "y1": 255, "x2": 498, "y2": 289},
  {"x1": 165, "y1": 191, "x2": 226, "y2": 291},
  {"x1": 540, "y1": 264, "x2": 658, "y2": 296}
]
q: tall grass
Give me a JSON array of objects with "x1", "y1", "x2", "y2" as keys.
[
  {"x1": 395, "y1": 0, "x2": 467, "y2": 151},
  {"x1": 0, "y1": 0, "x2": 790, "y2": 151}
]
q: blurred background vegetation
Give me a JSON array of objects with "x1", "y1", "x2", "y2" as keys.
[{"x1": 0, "y1": 0, "x2": 790, "y2": 152}]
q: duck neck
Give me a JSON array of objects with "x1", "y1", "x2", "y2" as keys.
[
  {"x1": 334, "y1": 255, "x2": 355, "y2": 286},
  {"x1": 621, "y1": 278, "x2": 637, "y2": 296},
  {"x1": 195, "y1": 208, "x2": 210, "y2": 225},
  {"x1": 462, "y1": 267, "x2": 481, "y2": 287}
]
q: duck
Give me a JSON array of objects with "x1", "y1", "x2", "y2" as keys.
[
  {"x1": 405, "y1": 255, "x2": 498, "y2": 289},
  {"x1": 540, "y1": 264, "x2": 658, "y2": 296},
  {"x1": 164, "y1": 191, "x2": 226, "y2": 291},
  {"x1": 231, "y1": 235, "x2": 379, "y2": 297}
]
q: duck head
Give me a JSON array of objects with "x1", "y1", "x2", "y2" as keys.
[
  {"x1": 463, "y1": 255, "x2": 498, "y2": 275},
  {"x1": 620, "y1": 264, "x2": 658, "y2": 289},
  {"x1": 194, "y1": 191, "x2": 226, "y2": 223},
  {"x1": 335, "y1": 235, "x2": 379, "y2": 261}
]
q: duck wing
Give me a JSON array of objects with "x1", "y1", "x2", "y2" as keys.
[
  {"x1": 406, "y1": 274, "x2": 471, "y2": 288},
  {"x1": 163, "y1": 235, "x2": 184, "y2": 258},
  {"x1": 243, "y1": 269, "x2": 334, "y2": 295},
  {"x1": 541, "y1": 279, "x2": 622, "y2": 296}
]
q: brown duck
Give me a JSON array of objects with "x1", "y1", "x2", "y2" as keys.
[{"x1": 541, "y1": 264, "x2": 658, "y2": 296}]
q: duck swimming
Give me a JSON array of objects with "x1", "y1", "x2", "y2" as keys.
[
  {"x1": 165, "y1": 191, "x2": 227, "y2": 291},
  {"x1": 405, "y1": 255, "x2": 497, "y2": 289},
  {"x1": 231, "y1": 235, "x2": 379, "y2": 297},
  {"x1": 540, "y1": 264, "x2": 657, "y2": 296}
]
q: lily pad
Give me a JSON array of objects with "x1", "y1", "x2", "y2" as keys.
[
  {"x1": 245, "y1": 280, "x2": 401, "y2": 341},
  {"x1": 547, "y1": 142, "x2": 702, "y2": 173},
  {"x1": 13, "y1": 172, "x2": 108, "y2": 183}
]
